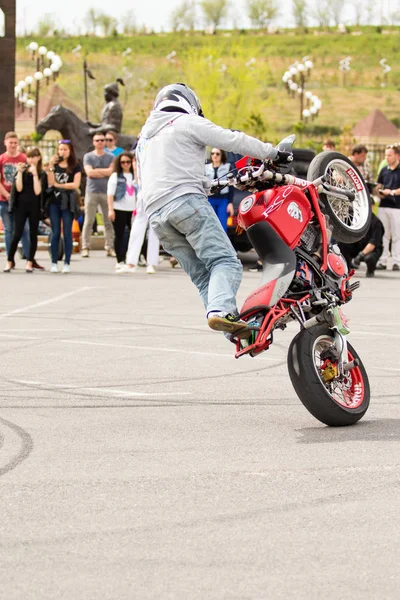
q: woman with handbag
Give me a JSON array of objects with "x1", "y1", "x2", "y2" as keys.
[
  {"x1": 4, "y1": 147, "x2": 47, "y2": 273},
  {"x1": 47, "y1": 140, "x2": 82, "y2": 274},
  {"x1": 107, "y1": 152, "x2": 137, "y2": 269}
]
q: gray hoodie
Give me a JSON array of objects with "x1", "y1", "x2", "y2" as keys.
[{"x1": 136, "y1": 110, "x2": 278, "y2": 217}]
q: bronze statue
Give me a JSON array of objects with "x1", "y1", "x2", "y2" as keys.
[
  {"x1": 36, "y1": 105, "x2": 136, "y2": 160},
  {"x1": 88, "y1": 80, "x2": 124, "y2": 134}
]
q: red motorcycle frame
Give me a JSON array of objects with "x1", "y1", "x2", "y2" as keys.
[
  {"x1": 235, "y1": 176, "x2": 352, "y2": 359},
  {"x1": 210, "y1": 143, "x2": 372, "y2": 426}
]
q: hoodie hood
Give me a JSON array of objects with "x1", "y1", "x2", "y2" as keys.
[{"x1": 140, "y1": 110, "x2": 185, "y2": 140}]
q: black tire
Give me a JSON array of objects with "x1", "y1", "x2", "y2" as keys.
[
  {"x1": 287, "y1": 325, "x2": 370, "y2": 426},
  {"x1": 47, "y1": 233, "x2": 64, "y2": 261},
  {"x1": 307, "y1": 151, "x2": 371, "y2": 243},
  {"x1": 292, "y1": 148, "x2": 316, "y2": 163}
]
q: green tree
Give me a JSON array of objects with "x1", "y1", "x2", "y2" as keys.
[
  {"x1": 170, "y1": 0, "x2": 197, "y2": 32},
  {"x1": 84, "y1": 8, "x2": 99, "y2": 35},
  {"x1": 200, "y1": 0, "x2": 228, "y2": 30},
  {"x1": 246, "y1": 0, "x2": 279, "y2": 29},
  {"x1": 365, "y1": 0, "x2": 376, "y2": 25},
  {"x1": 313, "y1": 0, "x2": 331, "y2": 28},
  {"x1": 36, "y1": 13, "x2": 56, "y2": 36},
  {"x1": 292, "y1": 0, "x2": 307, "y2": 28},
  {"x1": 121, "y1": 10, "x2": 137, "y2": 35},
  {"x1": 331, "y1": 0, "x2": 345, "y2": 26},
  {"x1": 97, "y1": 13, "x2": 119, "y2": 37},
  {"x1": 353, "y1": 0, "x2": 363, "y2": 26}
]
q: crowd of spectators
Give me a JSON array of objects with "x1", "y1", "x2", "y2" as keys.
[{"x1": 0, "y1": 130, "x2": 399, "y2": 279}]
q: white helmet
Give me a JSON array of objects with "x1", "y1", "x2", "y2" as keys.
[{"x1": 153, "y1": 83, "x2": 204, "y2": 117}]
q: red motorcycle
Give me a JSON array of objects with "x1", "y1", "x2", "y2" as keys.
[{"x1": 211, "y1": 135, "x2": 372, "y2": 427}]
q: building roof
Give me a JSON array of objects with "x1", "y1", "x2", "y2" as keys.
[{"x1": 353, "y1": 108, "x2": 399, "y2": 140}]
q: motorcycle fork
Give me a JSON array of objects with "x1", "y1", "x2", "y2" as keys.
[
  {"x1": 305, "y1": 186, "x2": 328, "y2": 273},
  {"x1": 333, "y1": 330, "x2": 348, "y2": 375}
]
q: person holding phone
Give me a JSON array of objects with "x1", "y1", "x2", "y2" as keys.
[
  {"x1": 47, "y1": 140, "x2": 82, "y2": 273},
  {"x1": 4, "y1": 147, "x2": 47, "y2": 273}
]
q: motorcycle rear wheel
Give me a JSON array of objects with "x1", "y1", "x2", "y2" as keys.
[
  {"x1": 287, "y1": 325, "x2": 370, "y2": 426},
  {"x1": 307, "y1": 151, "x2": 371, "y2": 243}
]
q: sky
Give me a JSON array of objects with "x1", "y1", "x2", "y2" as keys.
[
  {"x1": 15, "y1": 0, "x2": 393, "y2": 35},
  {"x1": 16, "y1": 0, "x2": 251, "y2": 34}
]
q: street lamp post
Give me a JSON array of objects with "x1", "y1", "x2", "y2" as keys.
[
  {"x1": 20, "y1": 41, "x2": 63, "y2": 126},
  {"x1": 34, "y1": 70, "x2": 43, "y2": 126},
  {"x1": 83, "y1": 60, "x2": 89, "y2": 120},
  {"x1": 83, "y1": 60, "x2": 96, "y2": 121},
  {"x1": 282, "y1": 58, "x2": 321, "y2": 122},
  {"x1": 339, "y1": 57, "x2": 351, "y2": 86}
]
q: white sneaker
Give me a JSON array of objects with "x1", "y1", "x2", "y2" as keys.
[
  {"x1": 115, "y1": 261, "x2": 125, "y2": 270},
  {"x1": 146, "y1": 265, "x2": 156, "y2": 274},
  {"x1": 62, "y1": 264, "x2": 70, "y2": 274},
  {"x1": 50, "y1": 263, "x2": 58, "y2": 273},
  {"x1": 81, "y1": 248, "x2": 89, "y2": 258},
  {"x1": 116, "y1": 264, "x2": 137, "y2": 273}
]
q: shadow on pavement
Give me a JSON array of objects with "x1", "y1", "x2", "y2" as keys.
[{"x1": 296, "y1": 418, "x2": 400, "y2": 444}]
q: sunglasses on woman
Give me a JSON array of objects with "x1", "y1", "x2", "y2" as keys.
[
  {"x1": 120, "y1": 160, "x2": 132, "y2": 164},
  {"x1": 211, "y1": 152, "x2": 221, "y2": 156},
  {"x1": 58, "y1": 139, "x2": 71, "y2": 144}
]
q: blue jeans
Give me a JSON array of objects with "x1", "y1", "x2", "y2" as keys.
[
  {"x1": 49, "y1": 202, "x2": 73, "y2": 264},
  {"x1": 149, "y1": 193, "x2": 242, "y2": 315},
  {"x1": 0, "y1": 201, "x2": 30, "y2": 258},
  {"x1": 209, "y1": 196, "x2": 229, "y2": 232}
]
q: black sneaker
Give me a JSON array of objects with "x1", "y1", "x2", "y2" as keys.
[
  {"x1": 366, "y1": 271, "x2": 375, "y2": 278},
  {"x1": 376, "y1": 263, "x2": 386, "y2": 270},
  {"x1": 393, "y1": 264, "x2": 400, "y2": 271}
]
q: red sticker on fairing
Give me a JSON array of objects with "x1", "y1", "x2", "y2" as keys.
[{"x1": 346, "y1": 167, "x2": 363, "y2": 192}]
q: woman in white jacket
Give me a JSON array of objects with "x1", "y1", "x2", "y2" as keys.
[
  {"x1": 116, "y1": 191, "x2": 160, "y2": 274},
  {"x1": 107, "y1": 152, "x2": 137, "y2": 269},
  {"x1": 204, "y1": 148, "x2": 234, "y2": 233}
]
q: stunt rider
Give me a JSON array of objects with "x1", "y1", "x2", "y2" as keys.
[{"x1": 136, "y1": 83, "x2": 291, "y2": 338}]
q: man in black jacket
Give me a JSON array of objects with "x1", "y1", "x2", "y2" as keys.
[{"x1": 339, "y1": 213, "x2": 384, "y2": 277}]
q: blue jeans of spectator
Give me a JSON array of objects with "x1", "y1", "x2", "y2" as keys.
[
  {"x1": 0, "y1": 201, "x2": 30, "y2": 258},
  {"x1": 208, "y1": 195, "x2": 229, "y2": 232},
  {"x1": 149, "y1": 193, "x2": 242, "y2": 315},
  {"x1": 49, "y1": 202, "x2": 73, "y2": 264}
]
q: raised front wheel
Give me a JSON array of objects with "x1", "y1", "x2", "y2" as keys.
[
  {"x1": 287, "y1": 325, "x2": 370, "y2": 426},
  {"x1": 307, "y1": 151, "x2": 371, "y2": 243}
]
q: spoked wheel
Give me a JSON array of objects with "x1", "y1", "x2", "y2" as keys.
[
  {"x1": 287, "y1": 325, "x2": 370, "y2": 426},
  {"x1": 307, "y1": 151, "x2": 371, "y2": 243}
]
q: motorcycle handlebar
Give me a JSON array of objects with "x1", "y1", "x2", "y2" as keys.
[{"x1": 209, "y1": 165, "x2": 356, "y2": 201}]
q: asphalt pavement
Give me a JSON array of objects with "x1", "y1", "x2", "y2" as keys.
[{"x1": 1, "y1": 251, "x2": 400, "y2": 599}]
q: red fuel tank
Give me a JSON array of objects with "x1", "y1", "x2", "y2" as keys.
[{"x1": 238, "y1": 186, "x2": 312, "y2": 249}]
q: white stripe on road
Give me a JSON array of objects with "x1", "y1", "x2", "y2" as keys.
[
  {"x1": 351, "y1": 330, "x2": 400, "y2": 340},
  {"x1": 60, "y1": 338, "x2": 278, "y2": 361},
  {"x1": 0, "y1": 287, "x2": 94, "y2": 319},
  {"x1": 15, "y1": 379, "x2": 191, "y2": 398}
]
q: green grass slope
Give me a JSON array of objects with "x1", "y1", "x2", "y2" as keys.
[{"x1": 17, "y1": 29, "x2": 400, "y2": 149}]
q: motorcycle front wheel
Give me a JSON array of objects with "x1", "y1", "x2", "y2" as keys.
[
  {"x1": 307, "y1": 151, "x2": 371, "y2": 244},
  {"x1": 287, "y1": 325, "x2": 370, "y2": 426}
]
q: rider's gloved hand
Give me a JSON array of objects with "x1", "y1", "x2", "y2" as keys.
[
  {"x1": 352, "y1": 252, "x2": 365, "y2": 268},
  {"x1": 273, "y1": 150, "x2": 294, "y2": 165}
]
